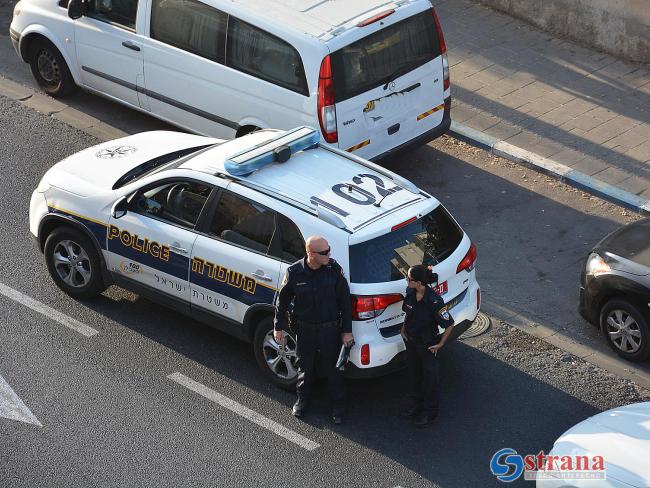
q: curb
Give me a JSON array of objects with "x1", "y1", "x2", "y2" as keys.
[{"x1": 449, "y1": 121, "x2": 650, "y2": 216}]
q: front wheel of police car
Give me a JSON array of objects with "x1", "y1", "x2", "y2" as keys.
[
  {"x1": 44, "y1": 226, "x2": 106, "y2": 299},
  {"x1": 253, "y1": 317, "x2": 299, "y2": 391}
]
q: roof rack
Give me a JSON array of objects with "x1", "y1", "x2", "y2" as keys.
[
  {"x1": 319, "y1": 144, "x2": 421, "y2": 194},
  {"x1": 215, "y1": 171, "x2": 347, "y2": 230}
]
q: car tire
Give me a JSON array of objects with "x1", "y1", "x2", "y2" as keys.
[
  {"x1": 600, "y1": 299, "x2": 650, "y2": 362},
  {"x1": 44, "y1": 226, "x2": 106, "y2": 299},
  {"x1": 253, "y1": 317, "x2": 298, "y2": 391},
  {"x1": 28, "y1": 38, "x2": 76, "y2": 97}
]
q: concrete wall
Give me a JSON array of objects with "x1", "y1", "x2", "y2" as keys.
[{"x1": 475, "y1": 0, "x2": 650, "y2": 63}]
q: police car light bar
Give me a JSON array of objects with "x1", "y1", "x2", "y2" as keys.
[{"x1": 224, "y1": 126, "x2": 320, "y2": 176}]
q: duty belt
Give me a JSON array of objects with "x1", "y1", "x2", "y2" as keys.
[{"x1": 296, "y1": 320, "x2": 338, "y2": 328}]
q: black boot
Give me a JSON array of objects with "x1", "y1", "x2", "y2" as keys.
[
  {"x1": 400, "y1": 405, "x2": 421, "y2": 418},
  {"x1": 292, "y1": 399, "x2": 308, "y2": 417},
  {"x1": 414, "y1": 414, "x2": 436, "y2": 428}
]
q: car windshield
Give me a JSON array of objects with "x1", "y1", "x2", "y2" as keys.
[
  {"x1": 348, "y1": 205, "x2": 463, "y2": 283},
  {"x1": 330, "y1": 9, "x2": 440, "y2": 102},
  {"x1": 112, "y1": 144, "x2": 216, "y2": 189},
  {"x1": 603, "y1": 219, "x2": 650, "y2": 268}
]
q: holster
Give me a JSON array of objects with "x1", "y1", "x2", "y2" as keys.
[{"x1": 288, "y1": 311, "x2": 298, "y2": 335}]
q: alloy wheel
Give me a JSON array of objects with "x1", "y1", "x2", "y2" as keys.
[
  {"x1": 52, "y1": 239, "x2": 92, "y2": 288},
  {"x1": 261, "y1": 330, "x2": 298, "y2": 380},
  {"x1": 606, "y1": 309, "x2": 643, "y2": 354}
]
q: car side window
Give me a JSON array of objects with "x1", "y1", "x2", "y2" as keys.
[
  {"x1": 150, "y1": 0, "x2": 227, "y2": 64},
  {"x1": 132, "y1": 181, "x2": 212, "y2": 229},
  {"x1": 273, "y1": 214, "x2": 305, "y2": 262},
  {"x1": 209, "y1": 191, "x2": 276, "y2": 255},
  {"x1": 85, "y1": 0, "x2": 138, "y2": 30},
  {"x1": 226, "y1": 17, "x2": 308, "y2": 96}
]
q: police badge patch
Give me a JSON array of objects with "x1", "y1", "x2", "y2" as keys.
[{"x1": 439, "y1": 306, "x2": 450, "y2": 320}]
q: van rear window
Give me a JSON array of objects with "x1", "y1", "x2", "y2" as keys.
[
  {"x1": 348, "y1": 205, "x2": 463, "y2": 283},
  {"x1": 331, "y1": 10, "x2": 440, "y2": 103}
]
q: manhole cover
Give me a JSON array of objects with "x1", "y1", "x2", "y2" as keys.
[{"x1": 459, "y1": 312, "x2": 491, "y2": 339}]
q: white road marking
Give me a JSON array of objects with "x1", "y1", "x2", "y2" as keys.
[
  {"x1": 0, "y1": 282, "x2": 98, "y2": 337},
  {"x1": 0, "y1": 374, "x2": 42, "y2": 427},
  {"x1": 168, "y1": 372, "x2": 320, "y2": 451}
]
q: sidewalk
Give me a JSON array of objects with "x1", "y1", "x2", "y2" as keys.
[{"x1": 433, "y1": 0, "x2": 650, "y2": 204}]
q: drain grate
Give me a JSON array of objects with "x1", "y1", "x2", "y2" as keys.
[{"x1": 459, "y1": 312, "x2": 491, "y2": 339}]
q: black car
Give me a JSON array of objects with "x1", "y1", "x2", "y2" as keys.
[{"x1": 580, "y1": 218, "x2": 650, "y2": 361}]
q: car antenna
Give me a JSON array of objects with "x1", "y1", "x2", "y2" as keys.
[{"x1": 374, "y1": 191, "x2": 393, "y2": 207}]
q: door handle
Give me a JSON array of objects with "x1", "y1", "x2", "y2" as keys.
[
  {"x1": 169, "y1": 242, "x2": 188, "y2": 254},
  {"x1": 252, "y1": 271, "x2": 273, "y2": 282},
  {"x1": 122, "y1": 40, "x2": 141, "y2": 52}
]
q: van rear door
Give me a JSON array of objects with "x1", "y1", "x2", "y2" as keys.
[{"x1": 330, "y1": 9, "x2": 446, "y2": 159}]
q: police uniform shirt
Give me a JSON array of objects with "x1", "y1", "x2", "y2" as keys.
[
  {"x1": 402, "y1": 286, "x2": 454, "y2": 344},
  {"x1": 274, "y1": 257, "x2": 352, "y2": 333}
]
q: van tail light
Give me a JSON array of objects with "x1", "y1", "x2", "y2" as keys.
[
  {"x1": 457, "y1": 243, "x2": 477, "y2": 274},
  {"x1": 432, "y1": 8, "x2": 449, "y2": 91},
  {"x1": 351, "y1": 294, "x2": 403, "y2": 320},
  {"x1": 357, "y1": 9, "x2": 395, "y2": 27},
  {"x1": 318, "y1": 55, "x2": 338, "y2": 143},
  {"x1": 360, "y1": 344, "x2": 370, "y2": 365}
]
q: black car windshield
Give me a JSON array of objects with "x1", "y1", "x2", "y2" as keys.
[
  {"x1": 348, "y1": 205, "x2": 463, "y2": 283},
  {"x1": 112, "y1": 144, "x2": 216, "y2": 190},
  {"x1": 603, "y1": 219, "x2": 650, "y2": 268}
]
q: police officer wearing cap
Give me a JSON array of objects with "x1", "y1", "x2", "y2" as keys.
[
  {"x1": 400, "y1": 264, "x2": 455, "y2": 427},
  {"x1": 274, "y1": 236, "x2": 353, "y2": 424}
]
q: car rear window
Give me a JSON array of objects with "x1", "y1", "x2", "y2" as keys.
[
  {"x1": 348, "y1": 205, "x2": 463, "y2": 283},
  {"x1": 602, "y1": 219, "x2": 650, "y2": 268},
  {"x1": 330, "y1": 9, "x2": 440, "y2": 103}
]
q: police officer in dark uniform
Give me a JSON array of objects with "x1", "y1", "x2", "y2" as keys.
[
  {"x1": 274, "y1": 235, "x2": 353, "y2": 424},
  {"x1": 400, "y1": 264, "x2": 455, "y2": 427}
]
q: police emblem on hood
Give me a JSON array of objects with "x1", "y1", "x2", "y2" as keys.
[{"x1": 96, "y1": 145, "x2": 137, "y2": 159}]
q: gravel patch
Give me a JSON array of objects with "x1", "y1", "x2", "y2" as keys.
[{"x1": 465, "y1": 321, "x2": 650, "y2": 411}]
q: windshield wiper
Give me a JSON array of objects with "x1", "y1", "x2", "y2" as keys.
[{"x1": 382, "y1": 65, "x2": 414, "y2": 90}]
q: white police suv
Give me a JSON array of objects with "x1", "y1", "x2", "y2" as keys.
[{"x1": 30, "y1": 127, "x2": 480, "y2": 388}]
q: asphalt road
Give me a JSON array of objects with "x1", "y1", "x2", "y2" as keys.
[
  {"x1": 1, "y1": 94, "x2": 649, "y2": 488},
  {"x1": 1, "y1": 9, "x2": 650, "y2": 487}
]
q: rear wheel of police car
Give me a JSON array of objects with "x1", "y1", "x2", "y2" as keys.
[
  {"x1": 28, "y1": 38, "x2": 76, "y2": 97},
  {"x1": 600, "y1": 299, "x2": 650, "y2": 362},
  {"x1": 44, "y1": 227, "x2": 106, "y2": 299},
  {"x1": 253, "y1": 317, "x2": 299, "y2": 390}
]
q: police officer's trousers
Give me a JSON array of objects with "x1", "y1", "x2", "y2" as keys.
[
  {"x1": 405, "y1": 339, "x2": 440, "y2": 416},
  {"x1": 295, "y1": 321, "x2": 345, "y2": 412}
]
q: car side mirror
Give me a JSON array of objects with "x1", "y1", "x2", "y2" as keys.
[
  {"x1": 111, "y1": 196, "x2": 128, "y2": 219},
  {"x1": 68, "y1": 0, "x2": 84, "y2": 19}
]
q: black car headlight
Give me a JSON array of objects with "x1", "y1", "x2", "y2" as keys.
[{"x1": 586, "y1": 252, "x2": 611, "y2": 276}]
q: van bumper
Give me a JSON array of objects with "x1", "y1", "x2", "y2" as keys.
[
  {"x1": 10, "y1": 28, "x2": 21, "y2": 56},
  {"x1": 372, "y1": 98, "x2": 451, "y2": 163}
]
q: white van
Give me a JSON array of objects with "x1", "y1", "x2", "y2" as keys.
[{"x1": 10, "y1": 0, "x2": 451, "y2": 160}]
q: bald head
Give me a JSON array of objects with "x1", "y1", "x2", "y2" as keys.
[
  {"x1": 305, "y1": 235, "x2": 330, "y2": 269},
  {"x1": 305, "y1": 235, "x2": 328, "y2": 253}
]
